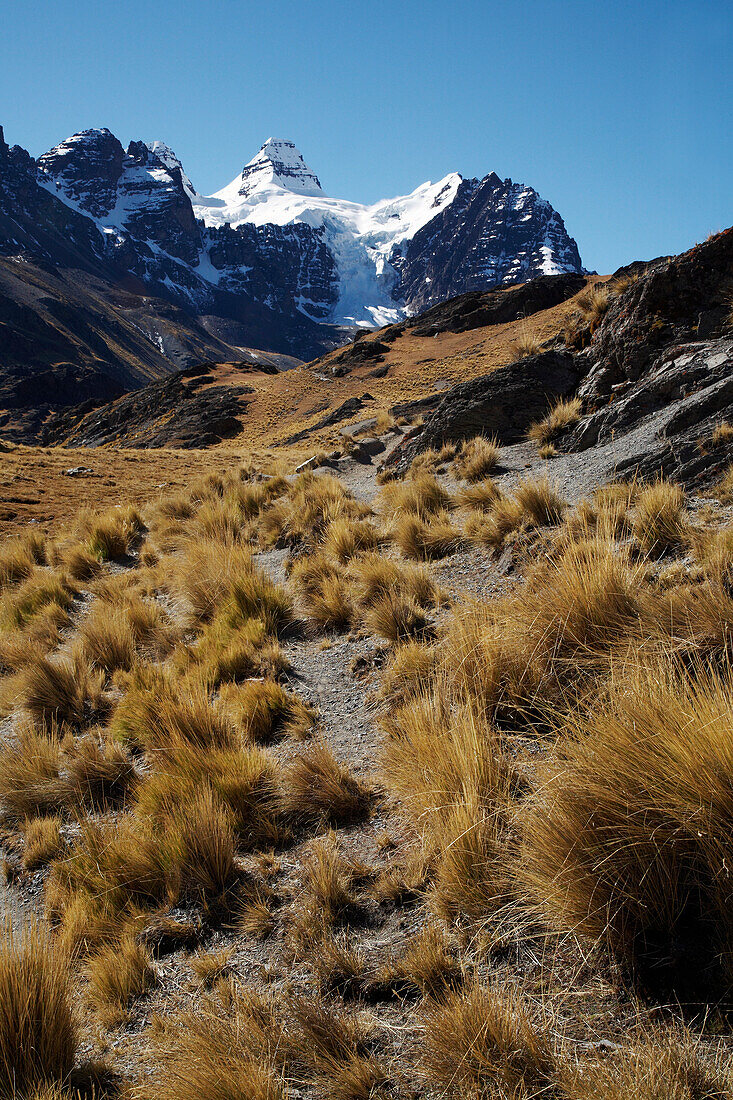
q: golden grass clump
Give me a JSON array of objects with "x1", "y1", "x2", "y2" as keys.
[
  {"x1": 134, "y1": 741, "x2": 281, "y2": 849},
  {"x1": 422, "y1": 983, "x2": 554, "y2": 1097},
  {"x1": 379, "y1": 641, "x2": 436, "y2": 705},
  {"x1": 0, "y1": 727, "x2": 64, "y2": 820},
  {"x1": 221, "y1": 679, "x2": 316, "y2": 743},
  {"x1": 0, "y1": 924, "x2": 77, "y2": 1099},
  {"x1": 711, "y1": 420, "x2": 733, "y2": 446},
  {"x1": 1, "y1": 572, "x2": 74, "y2": 631},
  {"x1": 365, "y1": 590, "x2": 431, "y2": 643},
  {"x1": 23, "y1": 816, "x2": 66, "y2": 870},
  {"x1": 290, "y1": 556, "x2": 355, "y2": 632},
  {"x1": 519, "y1": 661, "x2": 733, "y2": 999},
  {"x1": 509, "y1": 330, "x2": 544, "y2": 360},
  {"x1": 62, "y1": 735, "x2": 137, "y2": 811},
  {"x1": 321, "y1": 517, "x2": 379, "y2": 563},
  {"x1": 20, "y1": 654, "x2": 104, "y2": 728},
  {"x1": 458, "y1": 477, "x2": 501, "y2": 512},
  {"x1": 393, "y1": 512, "x2": 460, "y2": 560},
  {"x1": 382, "y1": 691, "x2": 511, "y2": 917},
  {"x1": 379, "y1": 474, "x2": 453, "y2": 520},
  {"x1": 86, "y1": 936, "x2": 157, "y2": 1025},
  {"x1": 139, "y1": 989, "x2": 286, "y2": 1100},
  {"x1": 514, "y1": 474, "x2": 567, "y2": 527},
  {"x1": 527, "y1": 396, "x2": 582, "y2": 447},
  {"x1": 78, "y1": 505, "x2": 144, "y2": 561},
  {"x1": 171, "y1": 540, "x2": 254, "y2": 622},
  {"x1": 453, "y1": 436, "x2": 500, "y2": 482},
  {"x1": 112, "y1": 670, "x2": 235, "y2": 754},
  {"x1": 632, "y1": 479, "x2": 688, "y2": 553},
  {"x1": 282, "y1": 742, "x2": 371, "y2": 827}
]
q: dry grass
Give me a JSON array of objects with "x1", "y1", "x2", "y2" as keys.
[
  {"x1": 63, "y1": 736, "x2": 137, "y2": 811},
  {"x1": 136, "y1": 988, "x2": 286, "y2": 1100},
  {"x1": 189, "y1": 947, "x2": 233, "y2": 988},
  {"x1": 382, "y1": 691, "x2": 511, "y2": 917},
  {"x1": 365, "y1": 591, "x2": 431, "y2": 642},
  {"x1": 527, "y1": 396, "x2": 583, "y2": 446},
  {"x1": 453, "y1": 436, "x2": 500, "y2": 482},
  {"x1": 86, "y1": 936, "x2": 157, "y2": 1025},
  {"x1": 458, "y1": 478, "x2": 501, "y2": 511},
  {"x1": 632, "y1": 479, "x2": 687, "y2": 554},
  {"x1": 282, "y1": 742, "x2": 371, "y2": 827},
  {"x1": 171, "y1": 540, "x2": 254, "y2": 621},
  {"x1": 379, "y1": 474, "x2": 453, "y2": 520},
  {"x1": 711, "y1": 421, "x2": 733, "y2": 446},
  {"x1": 514, "y1": 474, "x2": 567, "y2": 527},
  {"x1": 422, "y1": 983, "x2": 554, "y2": 1097},
  {"x1": 0, "y1": 924, "x2": 77, "y2": 1099},
  {"x1": 22, "y1": 816, "x2": 65, "y2": 870},
  {"x1": 221, "y1": 679, "x2": 316, "y2": 743},
  {"x1": 78, "y1": 505, "x2": 144, "y2": 561},
  {"x1": 383, "y1": 924, "x2": 461, "y2": 998},
  {"x1": 519, "y1": 661, "x2": 733, "y2": 999},
  {"x1": 321, "y1": 517, "x2": 379, "y2": 563},
  {"x1": 509, "y1": 330, "x2": 544, "y2": 360},
  {"x1": 0, "y1": 726, "x2": 64, "y2": 820},
  {"x1": 393, "y1": 512, "x2": 460, "y2": 560}
]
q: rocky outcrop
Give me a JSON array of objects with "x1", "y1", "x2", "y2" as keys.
[
  {"x1": 385, "y1": 351, "x2": 581, "y2": 475},
  {"x1": 404, "y1": 274, "x2": 587, "y2": 337},
  {"x1": 42, "y1": 361, "x2": 275, "y2": 448},
  {"x1": 391, "y1": 176, "x2": 583, "y2": 314},
  {"x1": 579, "y1": 228, "x2": 733, "y2": 405}
]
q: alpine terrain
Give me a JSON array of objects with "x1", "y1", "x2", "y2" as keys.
[{"x1": 0, "y1": 125, "x2": 582, "y2": 435}]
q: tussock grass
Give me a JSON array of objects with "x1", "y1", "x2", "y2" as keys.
[
  {"x1": 365, "y1": 590, "x2": 431, "y2": 642},
  {"x1": 0, "y1": 923, "x2": 77, "y2": 1099},
  {"x1": 519, "y1": 661, "x2": 733, "y2": 999},
  {"x1": 458, "y1": 478, "x2": 501, "y2": 512},
  {"x1": 135, "y1": 740, "x2": 281, "y2": 848},
  {"x1": 0, "y1": 537, "x2": 39, "y2": 591},
  {"x1": 509, "y1": 330, "x2": 544, "y2": 360},
  {"x1": 453, "y1": 436, "x2": 500, "y2": 482},
  {"x1": 383, "y1": 691, "x2": 511, "y2": 917},
  {"x1": 321, "y1": 517, "x2": 379, "y2": 563},
  {"x1": 221, "y1": 679, "x2": 316, "y2": 743},
  {"x1": 78, "y1": 505, "x2": 144, "y2": 561},
  {"x1": 21, "y1": 654, "x2": 104, "y2": 727},
  {"x1": 393, "y1": 512, "x2": 460, "y2": 560},
  {"x1": 171, "y1": 540, "x2": 254, "y2": 621},
  {"x1": 112, "y1": 670, "x2": 235, "y2": 753},
  {"x1": 282, "y1": 742, "x2": 371, "y2": 827},
  {"x1": 23, "y1": 816, "x2": 66, "y2": 870},
  {"x1": 1, "y1": 572, "x2": 74, "y2": 631},
  {"x1": 86, "y1": 936, "x2": 157, "y2": 1025},
  {"x1": 63, "y1": 736, "x2": 137, "y2": 810},
  {"x1": 527, "y1": 396, "x2": 582, "y2": 447},
  {"x1": 632, "y1": 479, "x2": 688, "y2": 553},
  {"x1": 137, "y1": 987, "x2": 286, "y2": 1100},
  {"x1": 290, "y1": 557, "x2": 355, "y2": 631},
  {"x1": 422, "y1": 983, "x2": 554, "y2": 1096},
  {"x1": 383, "y1": 924, "x2": 461, "y2": 998},
  {"x1": 711, "y1": 421, "x2": 733, "y2": 446},
  {"x1": 0, "y1": 726, "x2": 64, "y2": 820},
  {"x1": 379, "y1": 641, "x2": 436, "y2": 705},
  {"x1": 190, "y1": 947, "x2": 233, "y2": 988},
  {"x1": 514, "y1": 474, "x2": 566, "y2": 527},
  {"x1": 379, "y1": 474, "x2": 453, "y2": 520}
]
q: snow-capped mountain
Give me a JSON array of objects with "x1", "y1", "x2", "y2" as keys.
[
  {"x1": 28, "y1": 129, "x2": 582, "y2": 331},
  {"x1": 0, "y1": 125, "x2": 583, "y2": 373}
]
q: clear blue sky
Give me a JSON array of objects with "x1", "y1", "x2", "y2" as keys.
[{"x1": 2, "y1": 0, "x2": 731, "y2": 273}]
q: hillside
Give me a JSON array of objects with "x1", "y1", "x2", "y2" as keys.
[{"x1": 0, "y1": 224, "x2": 733, "y2": 1100}]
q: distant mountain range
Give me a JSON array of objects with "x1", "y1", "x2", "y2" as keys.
[{"x1": 0, "y1": 125, "x2": 583, "y2": 436}]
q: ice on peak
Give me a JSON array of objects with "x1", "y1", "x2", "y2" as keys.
[
  {"x1": 146, "y1": 141, "x2": 197, "y2": 198},
  {"x1": 234, "y1": 138, "x2": 323, "y2": 199}
]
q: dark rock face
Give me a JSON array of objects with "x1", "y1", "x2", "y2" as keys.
[
  {"x1": 392, "y1": 176, "x2": 583, "y2": 314},
  {"x1": 385, "y1": 351, "x2": 581, "y2": 475},
  {"x1": 571, "y1": 338, "x2": 733, "y2": 488},
  {"x1": 404, "y1": 274, "x2": 587, "y2": 336},
  {"x1": 580, "y1": 228, "x2": 733, "y2": 404},
  {"x1": 42, "y1": 361, "x2": 273, "y2": 448}
]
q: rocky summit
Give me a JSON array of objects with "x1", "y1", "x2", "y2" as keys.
[{"x1": 0, "y1": 125, "x2": 583, "y2": 413}]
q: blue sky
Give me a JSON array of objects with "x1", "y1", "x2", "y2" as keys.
[{"x1": 2, "y1": 0, "x2": 731, "y2": 273}]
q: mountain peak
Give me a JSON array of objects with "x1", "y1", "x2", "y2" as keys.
[{"x1": 237, "y1": 138, "x2": 323, "y2": 199}]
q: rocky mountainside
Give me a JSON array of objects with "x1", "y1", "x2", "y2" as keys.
[
  {"x1": 1, "y1": 124, "x2": 582, "y2": 351},
  {"x1": 387, "y1": 229, "x2": 733, "y2": 489}
]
